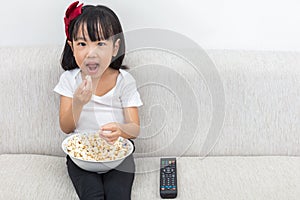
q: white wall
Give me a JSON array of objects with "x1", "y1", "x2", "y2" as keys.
[{"x1": 1, "y1": 0, "x2": 300, "y2": 51}]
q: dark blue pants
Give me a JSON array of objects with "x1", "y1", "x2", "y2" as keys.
[{"x1": 66, "y1": 154, "x2": 135, "y2": 200}]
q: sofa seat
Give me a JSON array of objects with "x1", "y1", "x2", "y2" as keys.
[
  {"x1": 0, "y1": 154, "x2": 77, "y2": 200},
  {"x1": 1, "y1": 154, "x2": 299, "y2": 200}
]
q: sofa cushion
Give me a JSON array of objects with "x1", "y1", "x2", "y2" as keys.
[
  {"x1": 134, "y1": 156, "x2": 300, "y2": 199},
  {"x1": 0, "y1": 154, "x2": 77, "y2": 199},
  {"x1": 1, "y1": 154, "x2": 300, "y2": 200}
]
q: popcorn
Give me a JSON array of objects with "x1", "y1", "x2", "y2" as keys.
[
  {"x1": 85, "y1": 75, "x2": 92, "y2": 82},
  {"x1": 83, "y1": 75, "x2": 92, "y2": 91},
  {"x1": 65, "y1": 133, "x2": 130, "y2": 161}
]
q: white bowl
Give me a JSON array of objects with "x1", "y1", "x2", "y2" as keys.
[{"x1": 61, "y1": 133, "x2": 134, "y2": 173}]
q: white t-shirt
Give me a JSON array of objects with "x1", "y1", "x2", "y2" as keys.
[{"x1": 54, "y1": 68, "x2": 143, "y2": 132}]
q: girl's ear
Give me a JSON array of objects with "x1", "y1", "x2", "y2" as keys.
[
  {"x1": 67, "y1": 40, "x2": 74, "y2": 52},
  {"x1": 112, "y1": 39, "x2": 120, "y2": 57}
]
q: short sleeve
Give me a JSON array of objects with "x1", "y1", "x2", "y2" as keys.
[
  {"x1": 53, "y1": 71, "x2": 74, "y2": 98},
  {"x1": 119, "y1": 73, "x2": 143, "y2": 108}
]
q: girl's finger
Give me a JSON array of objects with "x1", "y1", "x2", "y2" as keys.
[
  {"x1": 82, "y1": 89, "x2": 92, "y2": 97},
  {"x1": 99, "y1": 134, "x2": 115, "y2": 144},
  {"x1": 85, "y1": 75, "x2": 92, "y2": 91},
  {"x1": 105, "y1": 135, "x2": 118, "y2": 144},
  {"x1": 99, "y1": 130, "x2": 110, "y2": 137},
  {"x1": 104, "y1": 132, "x2": 115, "y2": 139},
  {"x1": 101, "y1": 123, "x2": 118, "y2": 132},
  {"x1": 76, "y1": 80, "x2": 87, "y2": 94}
]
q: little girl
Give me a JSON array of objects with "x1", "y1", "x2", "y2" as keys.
[{"x1": 54, "y1": 2, "x2": 143, "y2": 199}]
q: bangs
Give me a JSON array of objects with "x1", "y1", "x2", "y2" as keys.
[{"x1": 72, "y1": 7, "x2": 116, "y2": 41}]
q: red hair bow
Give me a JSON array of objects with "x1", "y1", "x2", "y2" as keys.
[{"x1": 64, "y1": 1, "x2": 83, "y2": 40}]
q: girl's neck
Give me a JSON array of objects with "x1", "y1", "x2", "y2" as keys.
[{"x1": 102, "y1": 67, "x2": 118, "y2": 78}]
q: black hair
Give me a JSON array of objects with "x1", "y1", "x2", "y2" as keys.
[{"x1": 61, "y1": 5, "x2": 127, "y2": 71}]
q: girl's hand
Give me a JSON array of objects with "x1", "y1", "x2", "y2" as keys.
[
  {"x1": 73, "y1": 75, "x2": 93, "y2": 107},
  {"x1": 99, "y1": 122, "x2": 122, "y2": 144}
]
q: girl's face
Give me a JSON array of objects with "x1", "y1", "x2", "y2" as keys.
[{"x1": 68, "y1": 25, "x2": 120, "y2": 79}]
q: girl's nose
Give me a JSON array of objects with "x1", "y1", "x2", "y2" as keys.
[{"x1": 87, "y1": 46, "x2": 99, "y2": 58}]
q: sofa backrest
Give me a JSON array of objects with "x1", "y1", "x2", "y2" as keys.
[
  {"x1": 0, "y1": 46, "x2": 299, "y2": 157},
  {"x1": 0, "y1": 47, "x2": 64, "y2": 156}
]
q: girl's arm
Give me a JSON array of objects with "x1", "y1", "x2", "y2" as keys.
[
  {"x1": 100, "y1": 107, "x2": 140, "y2": 143},
  {"x1": 59, "y1": 78, "x2": 92, "y2": 134},
  {"x1": 120, "y1": 107, "x2": 141, "y2": 138},
  {"x1": 59, "y1": 96, "x2": 83, "y2": 134}
]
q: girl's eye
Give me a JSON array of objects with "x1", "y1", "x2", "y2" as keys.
[
  {"x1": 77, "y1": 42, "x2": 86, "y2": 46},
  {"x1": 98, "y1": 42, "x2": 106, "y2": 46}
]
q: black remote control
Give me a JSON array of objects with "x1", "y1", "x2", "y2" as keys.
[{"x1": 160, "y1": 158, "x2": 177, "y2": 198}]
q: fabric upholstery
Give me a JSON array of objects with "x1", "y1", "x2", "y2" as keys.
[
  {"x1": 0, "y1": 154, "x2": 77, "y2": 200},
  {"x1": 0, "y1": 46, "x2": 299, "y2": 200},
  {"x1": 1, "y1": 47, "x2": 299, "y2": 156},
  {"x1": 1, "y1": 154, "x2": 300, "y2": 200}
]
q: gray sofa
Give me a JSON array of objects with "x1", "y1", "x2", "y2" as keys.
[{"x1": 0, "y1": 46, "x2": 299, "y2": 200}]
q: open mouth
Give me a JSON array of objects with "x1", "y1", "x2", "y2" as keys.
[{"x1": 86, "y1": 63, "x2": 99, "y2": 74}]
